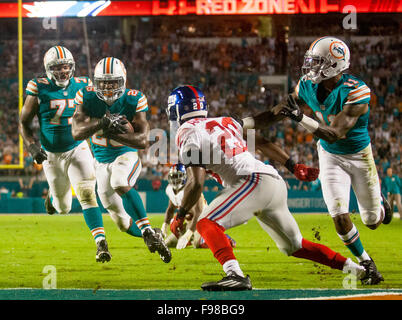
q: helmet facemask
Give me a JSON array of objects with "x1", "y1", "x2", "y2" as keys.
[
  {"x1": 301, "y1": 52, "x2": 334, "y2": 84},
  {"x1": 47, "y1": 61, "x2": 74, "y2": 87},
  {"x1": 168, "y1": 170, "x2": 186, "y2": 191},
  {"x1": 94, "y1": 77, "x2": 125, "y2": 105}
]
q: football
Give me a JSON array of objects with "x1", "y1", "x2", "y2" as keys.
[{"x1": 123, "y1": 120, "x2": 134, "y2": 133}]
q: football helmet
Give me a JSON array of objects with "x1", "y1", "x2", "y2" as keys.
[
  {"x1": 166, "y1": 85, "x2": 208, "y2": 124},
  {"x1": 43, "y1": 46, "x2": 75, "y2": 87},
  {"x1": 302, "y1": 36, "x2": 350, "y2": 84},
  {"x1": 168, "y1": 164, "x2": 187, "y2": 191},
  {"x1": 94, "y1": 57, "x2": 127, "y2": 105}
]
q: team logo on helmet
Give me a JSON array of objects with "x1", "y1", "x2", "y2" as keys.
[{"x1": 329, "y1": 41, "x2": 346, "y2": 60}]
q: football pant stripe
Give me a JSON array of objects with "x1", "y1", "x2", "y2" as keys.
[
  {"x1": 205, "y1": 175, "x2": 252, "y2": 220},
  {"x1": 214, "y1": 173, "x2": 260, "y2": 222}
]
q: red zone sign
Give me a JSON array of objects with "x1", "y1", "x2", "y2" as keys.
[{"x1": 0, "y1": 0, "x2": 401, "y2": 18}]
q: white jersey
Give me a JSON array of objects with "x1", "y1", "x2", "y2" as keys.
[
  {"x1": 176, "y1": 117, "x2": 280, "y2": 187},
  {"x1": 165, "y1": 184, "x2": 184, "y2": 207}
]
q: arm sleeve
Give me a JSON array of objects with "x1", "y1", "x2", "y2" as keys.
[
  {"x1": 344, "y1": 84, "x2": 371, "y2": 105},
  {"x1": 26, "y1": 79, "x2": 38, "y2": 96},
  {"x1": 136, "y1": 92, "x2": 148, "y2": 112},
  {"x1": 74, "y1": 88, "x2": 84, "y2": 105}
]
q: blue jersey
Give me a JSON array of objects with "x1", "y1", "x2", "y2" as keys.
[
  {"x1": 26, "y1": 76, "x2": 91, "y2": 153},
  {"x1": 74, "y1": 87, "x2": 148, "y2": 163},
  {"x1": 295, "y1": 74, "x2": 371, "y2": 155}
]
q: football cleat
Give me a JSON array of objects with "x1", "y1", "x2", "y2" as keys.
[
  {"x1": 143, "y1": 228, "x2": 172, "y2": 263},
  {"x1": 201, "y1": 273, "x2": 252, "y2": 291},
  {"x1": 96, "y1": 239, "x2": 112, "y2": 263},
  {"x1": 381, "y1": 193, "x2": 393, "y2": 224},
  {"x1": 44, "y1": 193, "x2": 57, "y2": 215},
  {"x1": 359, "y1": 258, "x2": 384, "y2": 285}
]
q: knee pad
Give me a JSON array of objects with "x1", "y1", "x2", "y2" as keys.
[{"x1": 75, "y1": 180, "x2": 98, "y2": 208}]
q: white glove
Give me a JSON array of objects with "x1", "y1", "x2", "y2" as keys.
[
  {"x1": 176, "y1": 229, "x2": 193, "y2": 250},
  {"x1": 161, "y1": 222, "x2": 169, "y2": 238}
]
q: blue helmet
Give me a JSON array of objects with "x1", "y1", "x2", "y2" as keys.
[
  {"x1": 168, "y1": 163, "x2": 187, "y2": 190},
  {"x1": 167, "y1": 85, "x2": 208, "y2": 124}
]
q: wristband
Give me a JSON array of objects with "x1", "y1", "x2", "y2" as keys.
[
  {"x1": 177, "y1": 207, "x2": 189, "y2": 219},
  {"x1": 284, "y1": 158, "x2": 296, "y2": 174},
  {"x1": 242, "y1": 117, "x2": 255, "y2": 129},
  {"x1": 299, "y1": 114, "x2": 319, "y2": 133}
]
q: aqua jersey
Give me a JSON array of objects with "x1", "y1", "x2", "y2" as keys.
[
  {"x1": 295, "y1": 73, "x2": 371, "y2": 155},
  {"x1": 26, "y1": 76, "x2": 91, "y2": 153},
  {"x1": 75, "y1": 87, "x2": 148, "y2": 163}
]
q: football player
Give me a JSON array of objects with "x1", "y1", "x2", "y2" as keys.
[
  {"x1": 71, "y1": 57, "x2": 171, "y2": 263},
  {"x1": 242, "y1": 37, "x2": 392, "y2": 285},
  {"x1": 19, "y1": 46, "x2": 110, "y2": 263},
  {"x1": 167, "y1": 85, "x2": 369, "y2": 291},
  {"x1": 162, "y1": 163, "x2": 237, "y2": 249}
]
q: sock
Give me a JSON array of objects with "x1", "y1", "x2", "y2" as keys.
[
  {"x1": 126, "y1": 218, "x2": 142, "y2": 238},
  {"x1": 292, "y1": 238, "x2": 347, "y2": 270},
  {"x1": 197, "y1": 218, "x2": 236, "y2": 265},
  {"x1": 121, "y1": 189, "x2": 151, "y2": 234},
  {"x1": 223, "y1": 259, "x2": 244, "y2": 277},
  {"x1": 337, "y1": 224, "x2": 370, "y2": 262},
  {"x1": 83, "y1": 207, "x2": 105, "y2": 243}
]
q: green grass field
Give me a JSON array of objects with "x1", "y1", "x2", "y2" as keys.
[{"x1": 1, "y1": 213, "x2": 401, "y2": 291}]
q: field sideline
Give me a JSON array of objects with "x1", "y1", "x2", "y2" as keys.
[{"x1": 1, "y1": 213, "x2": 401, "y2": 300}]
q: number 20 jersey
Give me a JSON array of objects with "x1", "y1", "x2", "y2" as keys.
[
  {"x1": 295, "y1": 73, "x2": 371, "y2": 155},
  {"x1": 26, "y1": 76, "x2": 91, "y2": 153},
  {"x1": 175, "y1": 117, "x2": 279, "y2": 187}
]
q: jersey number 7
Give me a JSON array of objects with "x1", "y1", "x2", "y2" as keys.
[{"x1": 50, "y1": 99, "x2": 75, "y2": 125}]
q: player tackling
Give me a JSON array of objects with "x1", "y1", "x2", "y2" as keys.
[{"x1": 167, "y1": 85, "x2": 373, "y2": 291}]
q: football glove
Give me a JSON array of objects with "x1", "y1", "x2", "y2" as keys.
[
  {"x1": 285, "y1": 158, "x2": 319, "y2": 182},
  {"x1": 176, "y1": 229, "x2": 193, "y2": 250},
  {"x1": 170, "y1": 213, "x2": 185, "y2": 238},
  {"x1": 294, "y1": 164, "x2": 320, "y2": 182},
  {"x1": 280, "y1": 94, "x2": 303, "y2": 122},
  {"x1": 99, "y1": 113, "x2": 129, "y2": 135},
  {"x1": 161, "y1": 222, "x2": 170, "y2": 238},
  {"x1": 27, "y1": 144, "x2": 47, "y2": 164}
]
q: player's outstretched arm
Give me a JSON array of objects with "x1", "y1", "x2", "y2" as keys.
[
  {"x1": 71, "y1": 103, "x2": 105, "y2": 141},
  {"x1": 255, "y1": 134, "x2": 319, "y2": 182},
  {"x1": 281, "y1": 94, "x2": 369, "y2": 143},
  {"x1": 105, "y1": 111, "x2": 150, "y2": 149},
  {"x1": 241, "y1": 97, "x2": 288, "y2": 130}
]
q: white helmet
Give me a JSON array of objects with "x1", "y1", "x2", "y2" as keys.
[
  {"x1": 94, "y1": 57, "x2": 127, "y2": 105},
  {"x1": 43, "y1": 46, "x2": 75, "y2": 87},
  {"x1": 302, "y1": 37, "x2": 350, "y2": 84}
]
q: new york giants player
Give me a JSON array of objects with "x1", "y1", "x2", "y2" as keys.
[
  {"x1": 242, "y1": 37, "x2": 391, "y2": 285},
  {"x1": 167, "y1": 85, "x2": 369, "y2": 291},
  {"x1": 162, "y1": 164, "x2": 236, "y2": 249},
  {"x1": 19, "y1": 46, "x2": 110, "y2": 263},
  {"x1": 72, "y1": 57, "x2": 171, "y2": 263}
]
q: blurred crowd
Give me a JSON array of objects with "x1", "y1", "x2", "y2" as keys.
[{"x1": 0, "y1": 31, "x2": 400, "y2": 192}]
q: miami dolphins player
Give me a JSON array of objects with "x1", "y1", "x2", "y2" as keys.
[
  {"x1": 71, "y1": 57, "x2": 171, "y2": 263},
  {"x1": 19, "y1": 46, "x2": 111, "y2": 263},
  {"x1": 242, "y1": 37, "x2": 392, "y2": 285}
]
